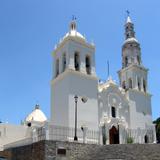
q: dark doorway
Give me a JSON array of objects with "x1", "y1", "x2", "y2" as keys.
[
  {"x1": 144, "y1": 135, "x2": 149, "y2": 143},
  {"x1": 109, "y1": 126, "x2": 119, "y2": 144}
]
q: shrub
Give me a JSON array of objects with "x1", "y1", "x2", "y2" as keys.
[{"x1": 127, "y1": 137, "x2": 134, "y2": 144}]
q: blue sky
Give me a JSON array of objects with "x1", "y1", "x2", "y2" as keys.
[{"x1": 0, "y1": 0, "x2": 160, "y2": 124}]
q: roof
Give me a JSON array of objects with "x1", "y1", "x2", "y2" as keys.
[
  {"x1": 98, "y1": 77, "x2": 117, "y2": 92},
  {"x1": 124, "y1": 37, "x2": 138, "y2": 44},
  {"x1": 63, "y1": 29, "x2": 85, "y2": 40},
  {"x1": 25, "y1": 105, "x2": 47, "y2": 123},
  {"x1": 54, "y1": 20, "x2": 86, "y2": 51}
]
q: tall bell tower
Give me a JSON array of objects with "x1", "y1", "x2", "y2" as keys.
[
  {"x1": 118, "y1": 15, "x2": 154, "y2": 130},
  {"x1": 51, "y1": 19, "x2": 98, "y2": 131},
  {"x1": 119, "y1": 15, "x2": 147, "y2": 91}
]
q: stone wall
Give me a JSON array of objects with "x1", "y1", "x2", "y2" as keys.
[
  {"x1": 1, "y1": 140, "x2": 160, "y2": 160},
  {"x1": 0, "y1": 150, "x2": 12, "y2": 159},
  {"x1": 11, "y1": 141, "x2": 45, "y2": 160},
  {"x1": 45, "y1": 141, "x2": 160, "y2": 160}
]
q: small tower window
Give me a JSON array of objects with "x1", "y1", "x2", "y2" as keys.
[
  {"x1": 85, "y1": 56, "x2": 91, "y2": 74},
  {"x1": 125, "y1": 57, "x2": 128, "y2": 67},
  {"x1": 74, "y1": 52, "x2": 80, "y2": 71},
  {"x1": 129, "y1": 78, "x2": 132, "y2": 89},
  {"x1": 62, "y1": 53, "x2": 66, "y2": 72},
  {"x1": 137, "y1": 55, "x2": 140, "y2": 65},
  {"x1": 56, "y1": 59, "x2": 59, "y2": 77},
  {"x1": 143, "y1": 79, "x2": 146, "y2": 93},
  {"x1": 122, "y1": 81, "x2": 126, "y2": 89},
  {"x1": 126, "y1": 33, "x2": 130, "y2": 39},
  {"x1": 138, "y1": 78, "x2": 141, "y2": 91},
  {"x1": 111, "y1": 106, "x2": 116, "y2": 118}
]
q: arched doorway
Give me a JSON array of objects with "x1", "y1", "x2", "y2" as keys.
[
  {"x1": 144, "y1": 135, "x2": 149, "y2": 143},
  {"x1": 109, "y1": 126, "x2": 119, "y2": 144}
]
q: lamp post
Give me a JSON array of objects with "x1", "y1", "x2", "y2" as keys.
[{"x1": 74, "y1": 95, "x2": 78, "y2": 141}]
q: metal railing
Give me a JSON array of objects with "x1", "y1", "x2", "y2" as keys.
[
  {"x1": 34, "y1": 125, "x2": 99, "y2": 144},
  {"x1": 2, "y1": 125, "x2": 155, "y2": 151}
]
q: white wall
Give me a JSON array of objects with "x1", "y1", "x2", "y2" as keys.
[
  {"x1": 127, "y1": 90, "x2": 153, "y2": 129},
  {"x1": 0, "y1": 124, "x2": 31, "y2": 146}
]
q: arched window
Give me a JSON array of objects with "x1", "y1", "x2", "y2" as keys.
[
  {"x1": 138, "y1": 78, "x2": 141, "y2": 91},
  {"x1": 143, "y1": 79, "x2": 146, "y2": 93},
  {"x1": 122, "y1": 81, "x2": 126, "y2": 89},
  {"x1": 126, "y1": 33, "x2": 130, "y2": 39},
  {"x1": 111, "y1": 106, "x2": 116, "y2": 118},
  {"x1": 85, "y1": 56, "x2": 91, "y2": 74},
  {"x1": 137, "y1": 55, "x2": 140, "y2": 65},
  {"x1": 129, "y1": 78, "x2": 132, "y2": 89},
  {"x1": 56, "y1": 59, "x2": 59, "y2": 77},
  {"x1": 62, "y1": 53, "x2": 66, "y2": 72},
  {"x1": 74, "y1": 52, "x2": 80, "y2": 71},
  {"x1": 125, "y1": 57, "x2": 128, "y2": 67}
]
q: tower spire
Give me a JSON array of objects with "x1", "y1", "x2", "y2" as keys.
[
  {"x1": 126, "y1": 10, "x2": 132, "y2": 23},
  {"x1": 121, "y1": 13, "x2": 142, "y2": 68},
  {"x1": 125, "y1": 11, "x2": 135, "y2": 40}
]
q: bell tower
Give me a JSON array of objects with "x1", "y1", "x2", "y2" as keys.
[
  {"x1": 119, "y1": 15, "x2": 147, "y2": 92},
  {"x1": 51, "y1": 19, "x2": 98, "y2": 131},
  {"x1": 118, "y1": 14, "x2": 153, "y2": 130}
]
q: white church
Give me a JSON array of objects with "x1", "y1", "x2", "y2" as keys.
[{"x1": 0, "y1": 15, "x2": 156, "y2": 150}]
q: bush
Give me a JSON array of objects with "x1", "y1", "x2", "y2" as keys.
[{"x1": 127, "y1": 137, "x2": 134, "y2": 144}]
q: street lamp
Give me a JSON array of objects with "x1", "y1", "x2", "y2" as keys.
[
  {"x1": 74, "y1": 95, "x2": 78, "y2": 141},
  {"x1": 74, "y1": 95, "x2": 88, "y2": 141}
]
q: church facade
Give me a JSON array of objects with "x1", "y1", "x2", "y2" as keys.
[
  {"x1": 51, "y1": 15, "x2": 156, "y2": 144},
  {"x1": 0, "y1": 15, "x2": 156, "y2": 151}
]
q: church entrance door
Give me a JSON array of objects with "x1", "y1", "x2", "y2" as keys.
[
  {"x1": 144, "y1": 135, "x2": 149, "y2": 143},
  {"x1": 109, "y1": 126, "x2": 119, "y2": 144}
]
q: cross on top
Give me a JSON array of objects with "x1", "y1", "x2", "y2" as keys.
[
  {"x1": 72, "y1": 15, "x2": 77, "y2": 21},
  {"x1": 126, "y1": 10, "x2": 130, "y2": 17}
]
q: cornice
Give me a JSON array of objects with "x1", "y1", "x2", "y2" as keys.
[
  {"x1": 51, "y1": 69, "x2": 98, "y2": 85},
  {"x1": 118, "y1": 64, "x2": 148, "y2": 74},
  {"x1": 52, "y1": 37, "x2": 95, "y2": 57}
]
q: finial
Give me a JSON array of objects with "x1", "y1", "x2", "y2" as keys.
[
  {"x1": 126, "y1": 10, "x2": 132, "y2": 23},
  {"x1": 35, "y1": 104, "x2": 40, "y2": 109},
  {"x1": 70, "y1": 15, "x2": 77, "y2": 31},
  {"x1": 72, "y1": 15, "x2": 77, "y2": 21},
  {"x1": 126, "y1": 10, "x2": 130, "y2": 17},
  {"x1": 107, "y1": 60, "x2": 110, "y2": 78}
]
